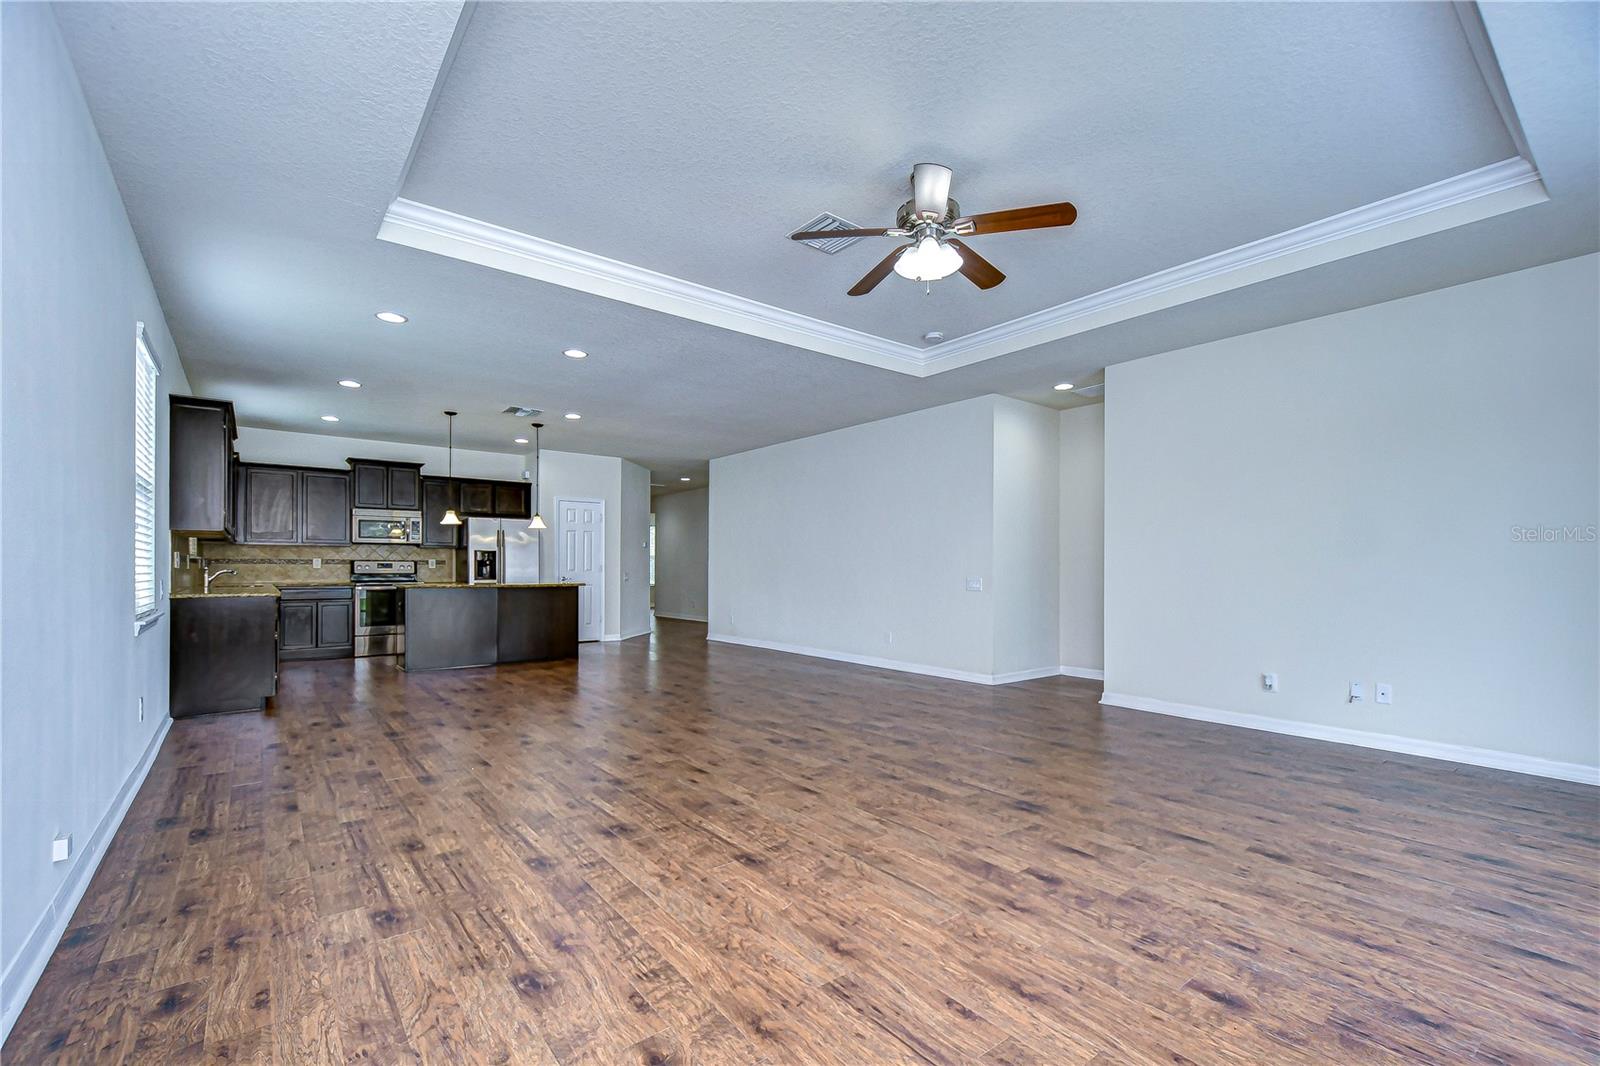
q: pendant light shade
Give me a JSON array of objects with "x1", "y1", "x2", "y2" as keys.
[
  {"x1": 440, "y1": 411, "x2": 462, "y2": 526},
  {"x1": 528, "y1": 422, "x2": 546, "y2": 531}
]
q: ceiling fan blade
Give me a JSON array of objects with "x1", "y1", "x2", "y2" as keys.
[
  {"x1": 911, "y1": 163, "x2": 953, "y2": 219},
  {"x1": 789, "y1": 226, "x2": 892, "y2": 241},
  {"x1": 947, "y1": 239, "x2": 1005, "y2": 289},
  {"x1": 953, "y1": 201, "x2": 1077, "y2": 235},
  {"x1": 848, "y1": 246, "x2": 908, "y2": 296}
]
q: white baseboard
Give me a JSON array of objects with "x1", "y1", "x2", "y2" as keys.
[
  {"x1": 653, "y1": 612, "x2": 708, "y2": 623},
  {"x1": 1059, "y1": 666, "x2": 1105, "y2": 680},
  {"x1": 1, "y1": 715, "x2": 172, "y2": 1042},
  {"x1": 601, "y1": 626, "x2": 653, "y2": 643},
  {"x1": 1100, "y1": 691, "x2": 1599, "y2": 786},
  {"x1": 707, "y1": 633, "x2": 1057, "y2": 687}
]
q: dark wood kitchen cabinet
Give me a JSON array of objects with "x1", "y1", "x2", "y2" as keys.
[
  {"x1": 299, "y1": 469, "x2": 351, "y2": 544},
  {"x1": 237, "y1": 464, "x2": 351, "y2": 545},
  {"x1": 456, "y1": 479, "x2": 495, "y2": 517},
  {"x1": 171, "y1": 594, "x2": 278, "y2": 717},
  {"x1": 278, "y1": 586, "x2": 354, "y2": 660},
  {"x1": 170, "y1": 396, "x2": 238, "y2": 536},
  {"x1": 456, "y1": 478, "x2": 530, "y2": 519},
  {"x1": 421, "y1": 477, "x2": 460, "y2": 547},
  {"x1": 241, "y1": 465, "x2": 299, "y2": 543},
  {"x1": 493, "y1": 481, "x2": 531, "y2": 519},
  {"x1": 349, "y1": 459, "x2": 423, "y2": 511}
]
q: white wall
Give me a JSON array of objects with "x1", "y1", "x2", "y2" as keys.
[
  {"x1": 0, "y1": 5, "x2": 192, "y2": 1037},
  {"x1": 619, "y1": 460, "x2": 652, "y2": 639},
  {"x1": 236, "y1": 425, "x2": 525, "y2": 481},
  {"x1": 533, "y1": 450, "x2": 631, "y2": 640},
  {"x1": 992, "y1": 398, "x2": 1060, "y2": 677},
  {"x1": 1059, "y1": 406, "x2": 1105, "y2": 674},
  {"x1": 1104, "y1": 253, "x2": 1599, "y2": 777},
  {"x1": 654, "y1": 488, "x2": 709, "y2": 622},
  {"x1": 710, "y1": 395, "x2": 1063, "y2": 682}
]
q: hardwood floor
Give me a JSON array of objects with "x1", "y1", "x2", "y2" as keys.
[{"x1": 6, "y1": 619, "x2": 1597, "y2": 1064}]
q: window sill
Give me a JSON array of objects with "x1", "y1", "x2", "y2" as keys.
[{"x1": 134, "y1": 611, "x2": 163, "y2": 636}]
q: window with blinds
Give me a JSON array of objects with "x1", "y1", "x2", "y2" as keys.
[{"x1": 134, "y1": 324, "x2": 161, "y2": 631}]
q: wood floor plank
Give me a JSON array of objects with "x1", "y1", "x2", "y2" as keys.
[{"x1": 5, "y1": 620, "x2": 1597, "y2": 1063}]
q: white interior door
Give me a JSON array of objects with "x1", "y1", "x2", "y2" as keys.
[{"x1": 556, "y1": 497, "x2": 603, "y2": 641}]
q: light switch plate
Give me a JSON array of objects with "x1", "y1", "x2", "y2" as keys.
[
  {"x1": 965, "y1": 577, "x2": 984, "y2": 592},
  {"x1": 52, "y1": 835, "x2": 71, "y2": 863}
]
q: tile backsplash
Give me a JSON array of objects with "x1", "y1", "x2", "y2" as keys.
[{"x1": 174, "y1": 541, "x2": 462, "y2": 591}]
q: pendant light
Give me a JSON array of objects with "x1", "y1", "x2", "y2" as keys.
[
  {"x1": 440, "y1": 411, "x2": 462, "y2": 526},
  {"x1": 527, "y1": 422, "x2": 547, "y2": 530}
]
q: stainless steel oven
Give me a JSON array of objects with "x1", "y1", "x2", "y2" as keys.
[
  {"x1": 351, "y1": 508, "x2": 423, "y2": 545},
  {"x1": 353, "y1": 560, "x2": 416, "y2": 656}
]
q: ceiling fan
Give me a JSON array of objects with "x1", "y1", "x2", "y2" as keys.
[{"x1": 789, "y1": 163, "x2": 1077, "y2": 296}]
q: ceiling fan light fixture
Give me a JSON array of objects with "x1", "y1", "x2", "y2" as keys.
[{"x1": 892, "y1": 236, "x2": 963, "y2": 283}]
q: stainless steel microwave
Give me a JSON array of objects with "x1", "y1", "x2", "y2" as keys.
[{"x1": 351, "y1": 508, "x2": 423, "y2": 544}]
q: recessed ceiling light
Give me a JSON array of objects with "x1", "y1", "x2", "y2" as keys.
[
  {"x1": 320, "y1": 415, "x2": 340, "y2": 422},
  {"x1": 513, "y1": 437, "x2": 529, "y2": 444},
  {"x1": 680, "y1": 477, "x2": 691, "y2": 482},
  {"x1": 338, "y1": 379, "x2": 362, "y2": 389},
  {"x1": 1053, "y1": 382, "x2": 1074, "y2": 391},
  {"x1": 375, "y1": 311, "x2": 407, "y2": 324},
  {"x1": 562, "y1": 348, "x2": 588, "y2": 359},
  {"x1": 564, "y1": 412, "x2": 581, "y2": 420}
]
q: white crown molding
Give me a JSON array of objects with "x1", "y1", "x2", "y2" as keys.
[
  {"x1": 918, "y1": 156, "x2": 1545, "y2": 373},
  {"x1": 378, "y1": 198, "x2": 930, "y2": 375},
  {"x1": 1101, "y1": 691, "x2": 1599, "y2": 786},
  {"x1": 380, "y1": 157, "x2": 1544, "y2": 379}
]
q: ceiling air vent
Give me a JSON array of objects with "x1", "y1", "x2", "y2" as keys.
[
  {"x1": 790, "y1": 213, "x2": 868, "y2": 254},
  {"x1": 502, "y1": 405, "x2": 543, "y2": 418}
]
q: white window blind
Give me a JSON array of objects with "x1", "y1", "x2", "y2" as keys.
[{"x1": 134, "y1": 324, "x2": 161, "y2": 630}]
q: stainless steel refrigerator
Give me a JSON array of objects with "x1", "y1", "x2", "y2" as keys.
[{"x1": 466, "y1": 517, "x2": 542, "y2": 584}]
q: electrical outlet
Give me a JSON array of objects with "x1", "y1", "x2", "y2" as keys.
[
  {"x1": 1349, "y1": 681, "x2": 1365, "y2": 703},
  {"x1": 172, "y1": 550, "x2": 182, "y2": 569},
  {"x1": 1262, "y1": 672, "x2": 1278, "y2": 692},
  {"x1": 52, "y1": 835, "x2": 71, "y2": 863},
  {"x1": 1375, "y1": 682, "x2": 1393, "y2": 705},
  {"x1": 312, "y1": 558, "x2": 322, "y2": 569},
  {"x1": 965, "y1": 577, "x2": 984, "y2": 592},
  {"x1": 428, "y1": 558, "x2": 438, "y2": 569}
]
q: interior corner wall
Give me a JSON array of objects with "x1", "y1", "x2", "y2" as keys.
[
  {"x1": 1059, "y1": 406, "x2": 1105, "y2": 674},
  {"x1": 0, "y1": 3, "x2": 193, "y2": 1038},
  {"x1": 1104, "y1": 253, "x2": 1599, "y2": 775},
  {"x1": 654, "y1": 488, "x2": 709, "y2": 622},
  {"x1": 710, "y1": 396, "x2": 1000, "y2": 679},
  {"x1": 528, "y1": 449, "x2": 624, "y2": 637},
  {"x1": 619, "y1": 460, "x2": 653, "y2": 639},
  {"x1": 992, "y1": 397, "x2": 1060, "y2": 677}
]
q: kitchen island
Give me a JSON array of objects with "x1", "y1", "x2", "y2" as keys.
[
  {"x1": 401, "y1": 583, "x2": 581, "y2": 672},
  {"x1": 170, "y1": 586, "x2": 280, "y2": 717}
]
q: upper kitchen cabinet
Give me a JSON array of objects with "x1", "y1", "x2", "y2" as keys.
[
  {"x1": 421, "y1": 477, "x2": 460, "y2": 547},
  {"x1": 170, "y1": 396, "x2": 238, "y2": 536},
  {"x1": 349, "y1": 459, "x2": 423, "y2": 511},
  {"x1": 237, "y1": 463, "x2": 350, "y2": 545},
  {"x1": 240, "y1": 465, "x2": 299, "y2": 543},
  {"x1": 456, "y1": 479, "x2": 495, "y2": 517},
  {"x1": 493, "y1": 481, "x2": 531, "y2": 519},
  {"x1": 299, "y1": 469, "x2": 351, "y2": 544}
]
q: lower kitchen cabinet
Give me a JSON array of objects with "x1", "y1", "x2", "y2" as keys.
[
  {"x1": 278, "y1": 586, "x2": 354, "y2": 660},
  {"x1": 171, "y1": 595, "x2": 279, "y2": 718}
]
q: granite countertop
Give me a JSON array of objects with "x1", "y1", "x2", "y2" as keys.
[
  {"x1": 172, "y1": 584, "x2": 281, "y2": 599},
  {"x1": 406, "y1": 582, "x2": 584, "y2": 589}
]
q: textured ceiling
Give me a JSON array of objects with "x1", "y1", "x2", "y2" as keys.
[
  {"x1": 50, "y1": 1, "x2": 1597, "y2": 482},
  {"x1": 404, "y1": 2, "x2": 1513, "y2": 345}
]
